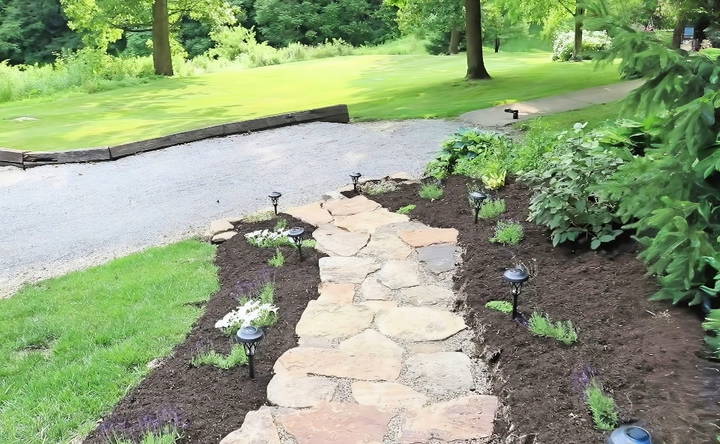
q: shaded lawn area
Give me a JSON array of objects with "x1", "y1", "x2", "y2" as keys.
[
  {"x1": 519, "y1": 100, "x2": 624, "y2": 132},
  {"x1": 0, "y1": 52, "x2": 620, "y2": 151},
  {"x1": 0, "y1": 241, "x2": 218, "y2": 444}
]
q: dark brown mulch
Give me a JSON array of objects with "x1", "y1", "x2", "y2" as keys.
[
  {"x1": 85, "y1": 216, "x2": 322, "y2": 444},
  {"x1": 373, "y1": 176, "x2": 719, "y2": 444}
]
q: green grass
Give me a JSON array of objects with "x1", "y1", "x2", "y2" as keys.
[
  {"x1": 0, "y1": 240, "x2": 219, "y2": 443},
  {"x1": 584, "y1": 380, "x2": 619, "y2": 431},
  {"x1": 419, "y1": 183, "x2": 444, "y2": 201},
  {"x1": 519, "y1": 100, "x2": 623, "y2": 133},
  {"x1": 0, "y1": 52, "x2": 620, "y2": 151},
  {"x1": 489, "y1": 220, "x2": 524, "y2": 245},
  {"x1": 528, "y1": 312, "x2": 578, "y2": 345}
]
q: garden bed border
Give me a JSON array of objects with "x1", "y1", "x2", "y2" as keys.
[{"x1": 0, "y1": 104, "x2": 350, "y2": 169}]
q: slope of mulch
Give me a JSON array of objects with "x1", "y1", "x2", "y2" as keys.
[
  {"x1": 373, "y1": 176, "x2": 719, "y2": 443},
  {"x1": 85, "y1": 215, "x2": 322, "y2": 444}
]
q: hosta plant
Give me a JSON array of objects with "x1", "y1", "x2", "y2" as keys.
[{"x1": 425, "y1": 128, "x2": 513, "y2": 182}]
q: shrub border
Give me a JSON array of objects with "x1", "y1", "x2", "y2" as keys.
[{"x1": 0, "y1": 104, "x2": 350, "y2": 169}]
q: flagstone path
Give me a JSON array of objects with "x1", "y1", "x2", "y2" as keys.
[{"x1": 219, "y1": 183, "x2": 499, "y2": 444}]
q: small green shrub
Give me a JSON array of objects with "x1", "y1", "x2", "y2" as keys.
[
  {"x1": 191, "y1": 344, "x2": 248, "y2": 370},
  {"x1": 360, "y1": 180, "x2": 398, "y2": 195},
  {"x1": 478, "y1": 199, "x2": 506, "y2": 219},
  {"x1": 268, "y1": 248, "x2": 285, "y2": 267},
  {"x1": 552, "y1": 30, "x2": 612, "y2": 61},
  {"x1": 528, "y1": 312, "x2": 578, "y2": 345},
  {"x1": 274, "y1": 218, "x2": 288, "y2": 231},
  {"x1": 703, "y1": 309, "x2": 720, "y2": 359},
  {"x1": 397, "y1": 204, "x2": 416, "y2": 215},
  {"x1": 584, "y1": 380, "x2": 619, "y2": 431},
  {"x1": 419, "y1": 184, "x2": 444, "y2": 201},
  {"x1": 485, "y1": 300, "x2": 513, "y2": 313},
  {"x1": 490, "y1": 221, "x2": 524, "y2": 245}
]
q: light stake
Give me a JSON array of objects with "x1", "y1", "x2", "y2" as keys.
[
  {"x1": 469, "y1": 191, "x2": 488, "y2": 224},
  {"x1": 268, "y1": 192, "x2": 282, "y2": 215},
  {"x1": 608, "y1": 425, "x2": 653, "y2": 444},
  {"x1": 504, "y1": 108, "x2": 519, "y2": 120},
  {"x1": 236, "y1": 326, "x2": 264, "y2": 379},
  {"x1": 287, "y1": 227, "x2": 306, "y2": 261},
  {"x1": 503, "y1": 267, "x2": 529, "y2": 319},
  {"x1": 350, "y1": 173, "x2": 362, "y2": 193}
]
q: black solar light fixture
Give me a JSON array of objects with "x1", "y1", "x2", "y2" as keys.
[
  {"x1": 268, "y1": 192, "x2": 282, "y2": 215},
  {"x1": 469, "y1": 191, "x2": 488, "y2": 224},
  {"x1": 287, "y1": 227, "x2": 306, "y2": 261},
  {"x1": 350, "y1": 173, "x2": 362, "y2": 192},
  {"x1": 236, "y1": 326, "x2": 264, "y2": 379},
  {"x1": 504, "y1": 108, "x2": 519, "y2": 120},
  {"x1": 503, "y1": 267, "x2": 530, "y2": 319}
]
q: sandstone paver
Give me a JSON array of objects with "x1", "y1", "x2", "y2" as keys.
[
  {"x1": 316, "y1": 282, "x2": 355, "y2": 304},
  {"x1": 376, "y1": 307, "x2": 466, "y2": 341},
  {"x1": 296, "y1": 300, "x2": 374, "y2": 340},
  {"x1": 400, "y1": 395, "x2": 499, "y2": 443},
  {"x1": 219, "y1": 407, "x2": 281, "y2": 444},
  {"x1": 352, "y1": 381, "x2": 428, "y2": 411},
  {"x1": 404, "y1": 352, "x2": 474, "y2": 396},
  {"x1": 377, "y1": 260, "x2": 421, "y2": 289},
  {"x1": 339, "y1": 329, "x2": 404, "y2": 359},
  {"x1": 359, "y1": 277, "x2": 391, "y2": 300},
  {"x1": 313, "y1": 225, "x2": 370, "y2": 256},
  {"x1": 334, "y1": 208, "x2": 409, "y2": 233},
  {"x1": 267, "y1": 373, "x2": 337, "y2": 408},
  {"x1": 324, "y1": 196, "x2": 380, "y2": 216},
  {"x1": 274, "y1": 347, "x2": 402, "y2": 381},
  {"x1": 319, "y1": 256, "x2": 380, "y2": 284},
  {"x1": 399, "y1": 228, "x2": 458, "y2": 247},
  {"x1": 360, "y1": 233, "x2": 413, "y2": 260},
  {"x1": 417, "y1": 244, "x2": 459, "y2": 274},
  {"x1": 210, "y1": 219, "x2": 234, "y2": 235},
  {"x1": 398, "y1": 285, "x2": 455, "y2": 306},
  {"x1": 286, "y1": 201, "x2": 333, "y2": 226}
]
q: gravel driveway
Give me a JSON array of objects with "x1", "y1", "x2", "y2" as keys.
[{"x1": 0, "y1": 119, "x2": 461, "y2": 297}]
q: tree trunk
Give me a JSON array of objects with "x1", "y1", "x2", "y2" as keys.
[
  {"x1": 672, "y1": 15, "x2": 685, "y2": 49},
  {"x1": 464, "y1": 0, "x2": 491, "y2": 79},
  {"x1": 494, "y1": 37, "x2": 500, "y2": 53},
  {"x1": 572, "y1": 5, "x2": 584, "y2": 61},
  {"x1": 449, "y1": 29, "x2": 461, "y2": 54},
  {"x1": 152, "y1": 0, "x2": 173, "y2": 76}
]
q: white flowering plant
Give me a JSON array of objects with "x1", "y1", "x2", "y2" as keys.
[
  {"x1": 244, "y1": 228, "x2": 293, "y2": 248},
  {"x1": 214, "y1": 299, "x2": 278, "y2": 335},
  {"x1": 552, "y1": 30, "x2": 612, "y2": 61}
]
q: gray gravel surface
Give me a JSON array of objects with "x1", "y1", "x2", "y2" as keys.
[{"x1": 0, "y1": 119, "x2": 461, "y2": 297}]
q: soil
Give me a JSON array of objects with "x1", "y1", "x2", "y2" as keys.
[
  {"x1": 373, "y1": 176, "x2": 720, "y2": 444},
  {"x1": 84, "y1": 216, "x2": 322, "y2": 444}
]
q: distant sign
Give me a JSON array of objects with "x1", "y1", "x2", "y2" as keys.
[{"x1": 684, "y1": 27, "x2": 695, "y2": 39}]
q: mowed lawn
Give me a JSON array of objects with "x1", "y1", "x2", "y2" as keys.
[
  {"x1": 0, "y1": 241, "x2": 218, "y2": 443},
  {"x1": 0, "y1": 52, "x2": 620, "y2": 151}
]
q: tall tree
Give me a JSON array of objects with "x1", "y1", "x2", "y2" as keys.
[
  {"x1": 465, "y1": 0, "x2": 491, "y2": 78},
  {"x1": 60, "y1": 0, "x2": 235, "y2": 75},
  {"x1": 385, "y1": 0, "x2": 464, "y2": 54}
]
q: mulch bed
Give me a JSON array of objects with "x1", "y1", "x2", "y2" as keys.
[
  {"x1": 372, "y1": 176, "x2": 719, "y2": 443},
  {"x1": 85, "y1": 216, "x2": 322, "y2": 444}
]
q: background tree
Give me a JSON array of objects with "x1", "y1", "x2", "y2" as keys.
[
  {"x1": 388, "y1": 0, "x2": 465, "y2": 53},
  {"x1": 465, "y1": 0, "x2": 490, "y2": 78}
]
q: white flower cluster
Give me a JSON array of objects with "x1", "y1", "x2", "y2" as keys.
[
  {"x1": 244, "y1": 229, "x2": 290, "y2": 248},
  {"x1": 552, "y1": 30, "x2": 612, "y2": 61},
  {"x1": 214, "y1": 299, "x2": 278, "y2": 332}
]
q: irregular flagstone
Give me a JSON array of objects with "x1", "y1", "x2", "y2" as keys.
[
  {"x1": 352, "y1": 381, "x2": 428, "y2": 411},
  {"x1": 296, "y1": 300, "x2": 374, "y2": 340},
  {"x1": 316, "y1": 283, "x2": 356, "y2": 304},
  {"x1": 387, "y1": 171, "x2": 415, "y2": 181},
  {"x1": 375, "y1": 221, "x2": 430, "y2": 236},
  {"x1": 376, "y1": 307, "x2": 466, "y2": 341},
  {"x1": 210, "y1": 219, "x2": 234, "y2": 235},
  {"x1": 313, "y1": 225, "x2": 370, "y2": 256},
  {"x1": 360, "y1": 233, "x2": 413, "y2": 260},
  {"x1": 277, "y1": 402, "x2": 392, "y2": 444},
  {"x1": 324, "y1": 196, "x2": 380, "y2": 216},
  {"x1": 377, "y1": 260, "x2": 420, "y2": 289},
  {"x1": 360, "y1": 300, "x2": 398, "y2": 313},
  {"x1": 267, "y1": 373, "x2": 337, "y2": 408},
  {"x1": 333, "y1": 208, "x2": 409, "y2": 234},
  {"x1": 359, "y1": 277, "x2": 391, "y2": 300},
  {"x1": 404, "y1": 352, "x2": 474, "y2": 396},
  {"x1": 274, "y1": 347, "x2": 402, "y2": 381},
  {"x1": 319, "y1": 257, "x2": 380, "y2": 284},
  {"x1": 400, "y1": 395, "x2": 499, "y2": 443},
  {"x1": 399, "y1": 228, "x2": 459, "y2": 248},
  {"x1": 417, "y1": 244, "x2": 460, "y2": 274},
  {"x1": 211, "y1": 231, "x2": 237, "y2": 244},
  {"x1": 220, "y1": 407, "x2": 281, "y2": 444},
  {"x1": 286, "y1": 201, "x2": 333, "y2": 226},
  {"x1": 398, "y1": 285, "x2": 456, "y2": 306},
  {"x1": 339, "y1": 329, "x2": 404, "y2": 359}
]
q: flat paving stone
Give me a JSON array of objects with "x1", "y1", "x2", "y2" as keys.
[
  {"x1": 339, "y1": 329, "x2": 404, "y2": 359},
  {"x1": 211, "y1": 231, "x2": 237, "y2": 244},
  {"x1": 220, "y1": 407, "x2": 281, "y2": 444},
  {"x1": 313, "y1": 225, "x2": 370, "y2": 256},
  {"x1": 286, "y1": 201, "x2": 333, "y2": 226},
  {"x1": 274, "y1": 347, "x2": 402, "y2": 381},
  {"x1": 267, "y1": 373, "x2": 337, "y2": 408},
  {"x1": 352, "y1": 381, "x2": 428, "y2": 411},
  {"x1": 360, "y1": 233, "x2": 413, "y2": 260},
  {"x1": 319, "y1": 256, "x2": 380, "y2": 284},
  {"x1": 296, "y1": 300, "x2": 374, "y2": 340},
  {"x1": 359, "y1": 276, "x2": 391, "y2": 300},
  {"x1": 277, "y1": 402, "x2": 392, "y2": 444},
  {"x1": 360, "y1": 300, "x2": 398, "y2": 313},
  {"x1": 333, "y1": 208, "x2": 409, "y2": 233},
  {"x1": 399, "y1": 228, "x2": 458, "y2": 247},
  {"x1": 324, "y1": 196, "x2": 380, "y2": 216},
  {"x1": 316, "y1": 282, "x2": 355, "y2": 304},
  {"x1": 417, "y1": 244, "x2": 459, "y2": 274},
  {"x1": 377, "y1": 260, "x2": 420, "y2": 289},
  {"x1": 404, "y1": 352, "x2": 474, "y2": 396},
  {"x1": 376, "y1": 307, "x2": 466, "y2": 341},
  {"x1": 210, "y1": 219, "x2": 234, "y2": 235},
  {"x1": 400, "y1": 395, "x2": 499, "y2": 443},
  {"x1": 398, "y1": 285, "x2": 455, "y2": 306}
]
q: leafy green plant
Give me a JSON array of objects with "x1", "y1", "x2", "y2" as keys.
[
  {"x1": 485, "y1": 300, "x2": 513, "y2": 313},
  {"x1": 419, "y1": 184, "x2": 444, "y2": 201},
  {"x1": 528, "y1": 312, "x2": 578, "y2": 345},
  {"x1": 274, "y1": 218, "x2": 288, "y2": 231},
  {"x1": 268, "y1": 248, "x2": 285, "y2": 267},
  {"x1": 360, "y1": 180, "x2": 398, "y2": 195},
  {"x1": 191, "y1": 344, "x2": 248, "y2": 370},
  {"x1": 478, "y1": 199, "x2": 506, "y2": 219},
  {"x1": 397, "y1": 204, "x2": 416, "y2": 215},
  {"x1": 584, "y1": 380, "x2": 619, "y2": 431},
  {"x1": 489, "y1": 221, "x2": 524, "y2": 245},
  {"x1": 703, "y1": 309, "x2": 720, "y2": 359}
]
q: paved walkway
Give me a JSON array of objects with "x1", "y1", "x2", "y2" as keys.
[
  {"x1": 220, "y1": 193, "x2": 498, "y2": 443},
  {"x1": 459, "y1": 80, "x2": 642, "y2": 126}
]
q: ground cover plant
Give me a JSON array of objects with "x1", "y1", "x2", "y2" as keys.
[
  {"x1": 528, "y1": 312, "x2": 578, "y2": 345},
  {"x1": 489, "y1": 220, "x2": 524, "y2": 245},
  {"x1": 485, "y1": 300, "x2": 513, "y2": 314},
  {"x1": 268, "y1": 248, "x2": 285, "y2": 267},
  {"x1": 190, "y1": 345, "x2": 247, "y2": 370},
  {"x1": 584, "y1": 380, "x2": 619, "y2": 431},
  {"x1": 396, "y1": 204, "x2": 416, "y2": 215},
  {"x1": 419, "y1": 183, "x2": 444, "y2": 201},
  {"x1": 0, "y1": 241, "x2": 218, "y2": 443},
  {"x1": 477, "y1": 198, "x2": 506, "y2": 219}
]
